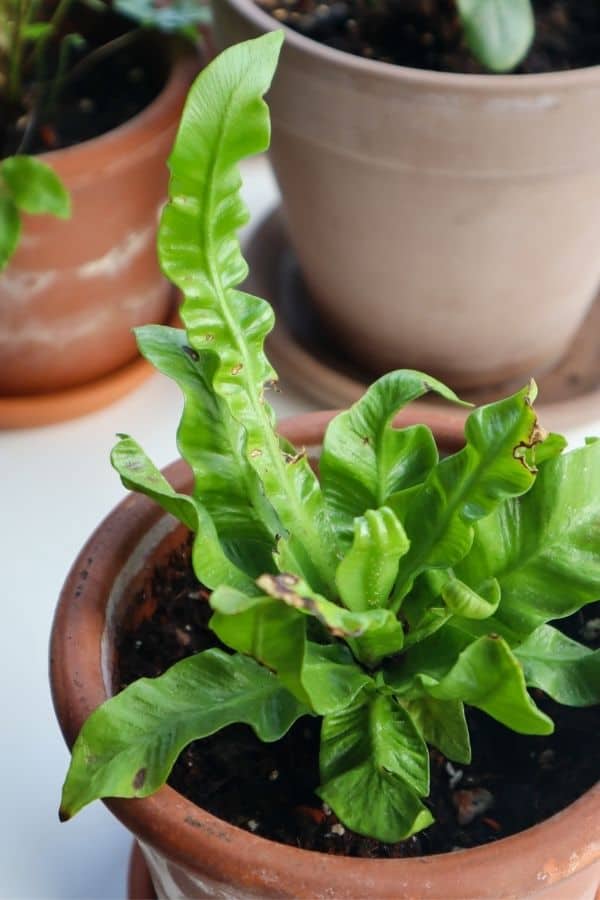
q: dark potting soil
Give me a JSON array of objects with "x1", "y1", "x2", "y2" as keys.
[
  {"x1": 1, "y1": 12, "x2": 168, "y2": 157},
  {"x1": 255, "y1": 0, "x2": 600, "y2": 74},
  {"x1": 117, "y1": 536, "x2": 600, "y2": 858}
]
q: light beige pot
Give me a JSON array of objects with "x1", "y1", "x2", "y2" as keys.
[{"x1": 213, "y1": 0, "x2": 600, "y2": 388}]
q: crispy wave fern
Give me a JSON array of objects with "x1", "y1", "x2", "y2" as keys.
[{"x1": 61, "y1": 33, "x2": 600, "y2": 842}]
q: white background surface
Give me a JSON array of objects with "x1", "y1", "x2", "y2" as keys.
[{"x1": 1, "y1": 155, "x2": 599, "y2": 899}]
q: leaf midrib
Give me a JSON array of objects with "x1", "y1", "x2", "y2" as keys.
[{"x1": 201, "y1": 76, "x2": 334, "y2": 590}]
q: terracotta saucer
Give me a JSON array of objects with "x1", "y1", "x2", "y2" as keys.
[
  {"x1": 0, "y1": 297, "x2": 181, "y2": 430},
  {"x1": 244, "y1": 208, "x2": 600, "y2": 433},
  {"x1": 128, "y1": 841, "x2": 157, "y2": 900}
]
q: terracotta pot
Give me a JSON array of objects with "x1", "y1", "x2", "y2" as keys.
[
  {"x1": 0, "y1": 44, "x2": 197, "y2": 397},
  {"x1": 212, "y1": 0, "x2": 600, "y2": 389},
  {"x1": 50, "y1": 409, "x2": 600, "y2": 899}
]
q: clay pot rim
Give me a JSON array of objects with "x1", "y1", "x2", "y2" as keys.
[
  {"x1": 50, "y1": 410, "x2": 600, "y2": 898},
  {"x1": 32, "y1": 42, "x2": 199, "y2": 182},
  {"x1": 224, "y1": 0, "x2": 600, "y2": 92}
]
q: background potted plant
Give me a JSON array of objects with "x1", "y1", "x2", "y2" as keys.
[
  {"x1": 211, "y1": 0, "x2": 600, "y2": 393},
  {"x1": 51, "y1": 33, "x2": 599, "y2": 899},
  {"x1": 0, "y1": 0, "x2": 208, "y2": 426}
]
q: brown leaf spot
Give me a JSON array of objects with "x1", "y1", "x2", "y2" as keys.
[
  {"x1": 133, "y1": 768, "x2": 147, "y2": 790},
  {"x1": 182, "y1": 345, "x2": 199, "y2": 361},
  {"x1": 231, "y1": 363, "x2": 244, "y2": 375},
  {"x1": 264, "y1": 379, "x2": 281, "y2": 393},
  {"x1": 283, "y1": 448, "x2": 306, "y2": 465}
]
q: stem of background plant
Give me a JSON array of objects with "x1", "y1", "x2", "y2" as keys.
[
  {"x1": 30, "y1": 0, "x2": 76, "y2": 94},
  {"x1": 44, "y1": 33, "x2": 84, "y2": 122},
  {"x1": 59, "y1": 28, "x2": 142, "y2": 87},
  {"x1": 7, "y1": 0, "x2": 26, "y2": 104}
]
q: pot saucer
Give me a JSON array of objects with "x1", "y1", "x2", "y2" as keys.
[
  {"x1": 244, "y1": 208, "x2": 600, "y2": 433},
  {"x1": 0, "y1": 296, "x2": 180, "y2": 429},
  {"x1": 127, "y1": 841, "x2": 157, "y2": 900}
]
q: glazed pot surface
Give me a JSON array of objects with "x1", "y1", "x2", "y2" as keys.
[
  {"x1": 50, "y1": 411, "x2": 600, "y2": 899},
  {"x1": 213, "y1": 0, "x2": 600, "y2": 389}
]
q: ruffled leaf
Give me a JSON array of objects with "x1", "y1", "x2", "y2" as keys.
[
  {"x1": 406, "y1": 696, "x2": 471, "y2": 764},
  {"x1": 428, "y1": 571, "x2": 500, "y2": 620},
  {"x1": 420, "y1": 634, "x2": 553, "y2": 735},
  {"x1": 209, "y1": 587, "x2": 310, "y2": 704},
  {"x1": 457, "y1": 439, "x2": 600, "y2": 639},
  {"x1": 60, "y1": 649, "x2": 307, "y2": 819},
  {"x1": 391, "y1": 382, "x2": 542, "y2": 608},
  {"x1": 335, "y1": 507, "x2": 409, "y2": 611},
  {"x1": 320, "y1": 370, "x2": 465, "y2": 548},
  {"x1": 158, "y1": 31, "x2": 338, "y2": 594},
  {"x1": 135, "y1": 325, "x2": 278, "y2": 576},
  {"x1": 111, "y1": 436, "x2": 255, "y2": 592},
  {"x1": 515, "y1": 625, "x2": 600, "y2": 706},
  {"x1": 210, "y1": 587, "x2": 372, "y2": 714},
  {"x1": 318, "y1": 693, "x2": 433, "y2": 842},
  {"x1": 258, "y1": 573, "x2": 404, "y2": 667},
  {"x1": 300, "y1": 643, "x2": 372, "y2": 715}
]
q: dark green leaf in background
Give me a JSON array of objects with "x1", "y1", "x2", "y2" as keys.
[
  {"x1": 457, "y1": 0, "x2": 534, "y2": 72},
  {"x1": 1, "y1": 156, "x2": 70, "y2": 218},
  {"x1": 0, "y1": 195, "x2": 20, "y2": 271}
]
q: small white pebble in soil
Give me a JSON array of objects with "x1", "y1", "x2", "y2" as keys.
[
  {"x1": 184, "y1": 623, "x2": 192, "y2": 632},
  {"x1": 78, "y1": 97, "x2": 94, "y2": 113},
  {"x1": 538, "y1": 748, "x2": 555, "y2": 769},
  {"x1": 247, "y1": 819, "x2": 260, "y2": 832},
  {"x1": 581, "y1": 618, "x2": 600, "y2": 642},
  {"x1": 321, "y1": 803, "x2": 332, "y2": 815},
  {"x1": 268, "y1": 769, "x2": 279, "y2": 781},
  {"x1": 135, "y1": 639, "x2": 143, "y2": 649},
  {"x1": 445, "y1": 761, "x2": 463, "y2": 789},
  {"x1": 175, "y1": 627, "x2": 191, "y2": 647},
  {"x1": 452, "y1": 787, "x2": 494, "y2": 826},
  {"x1": 330, "y1": 823, "x2": 345, "y2": 836}
]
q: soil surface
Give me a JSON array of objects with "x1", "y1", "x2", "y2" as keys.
[
  {"x1": 117, "y1": 536, "x2": 600, "y2": 858},
  {"x1": 255, "y1": 0, "x2": 600, "y2": 74},
  {"x1": 1, "y1": 12, "x2": 168, "y2": 157}
]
